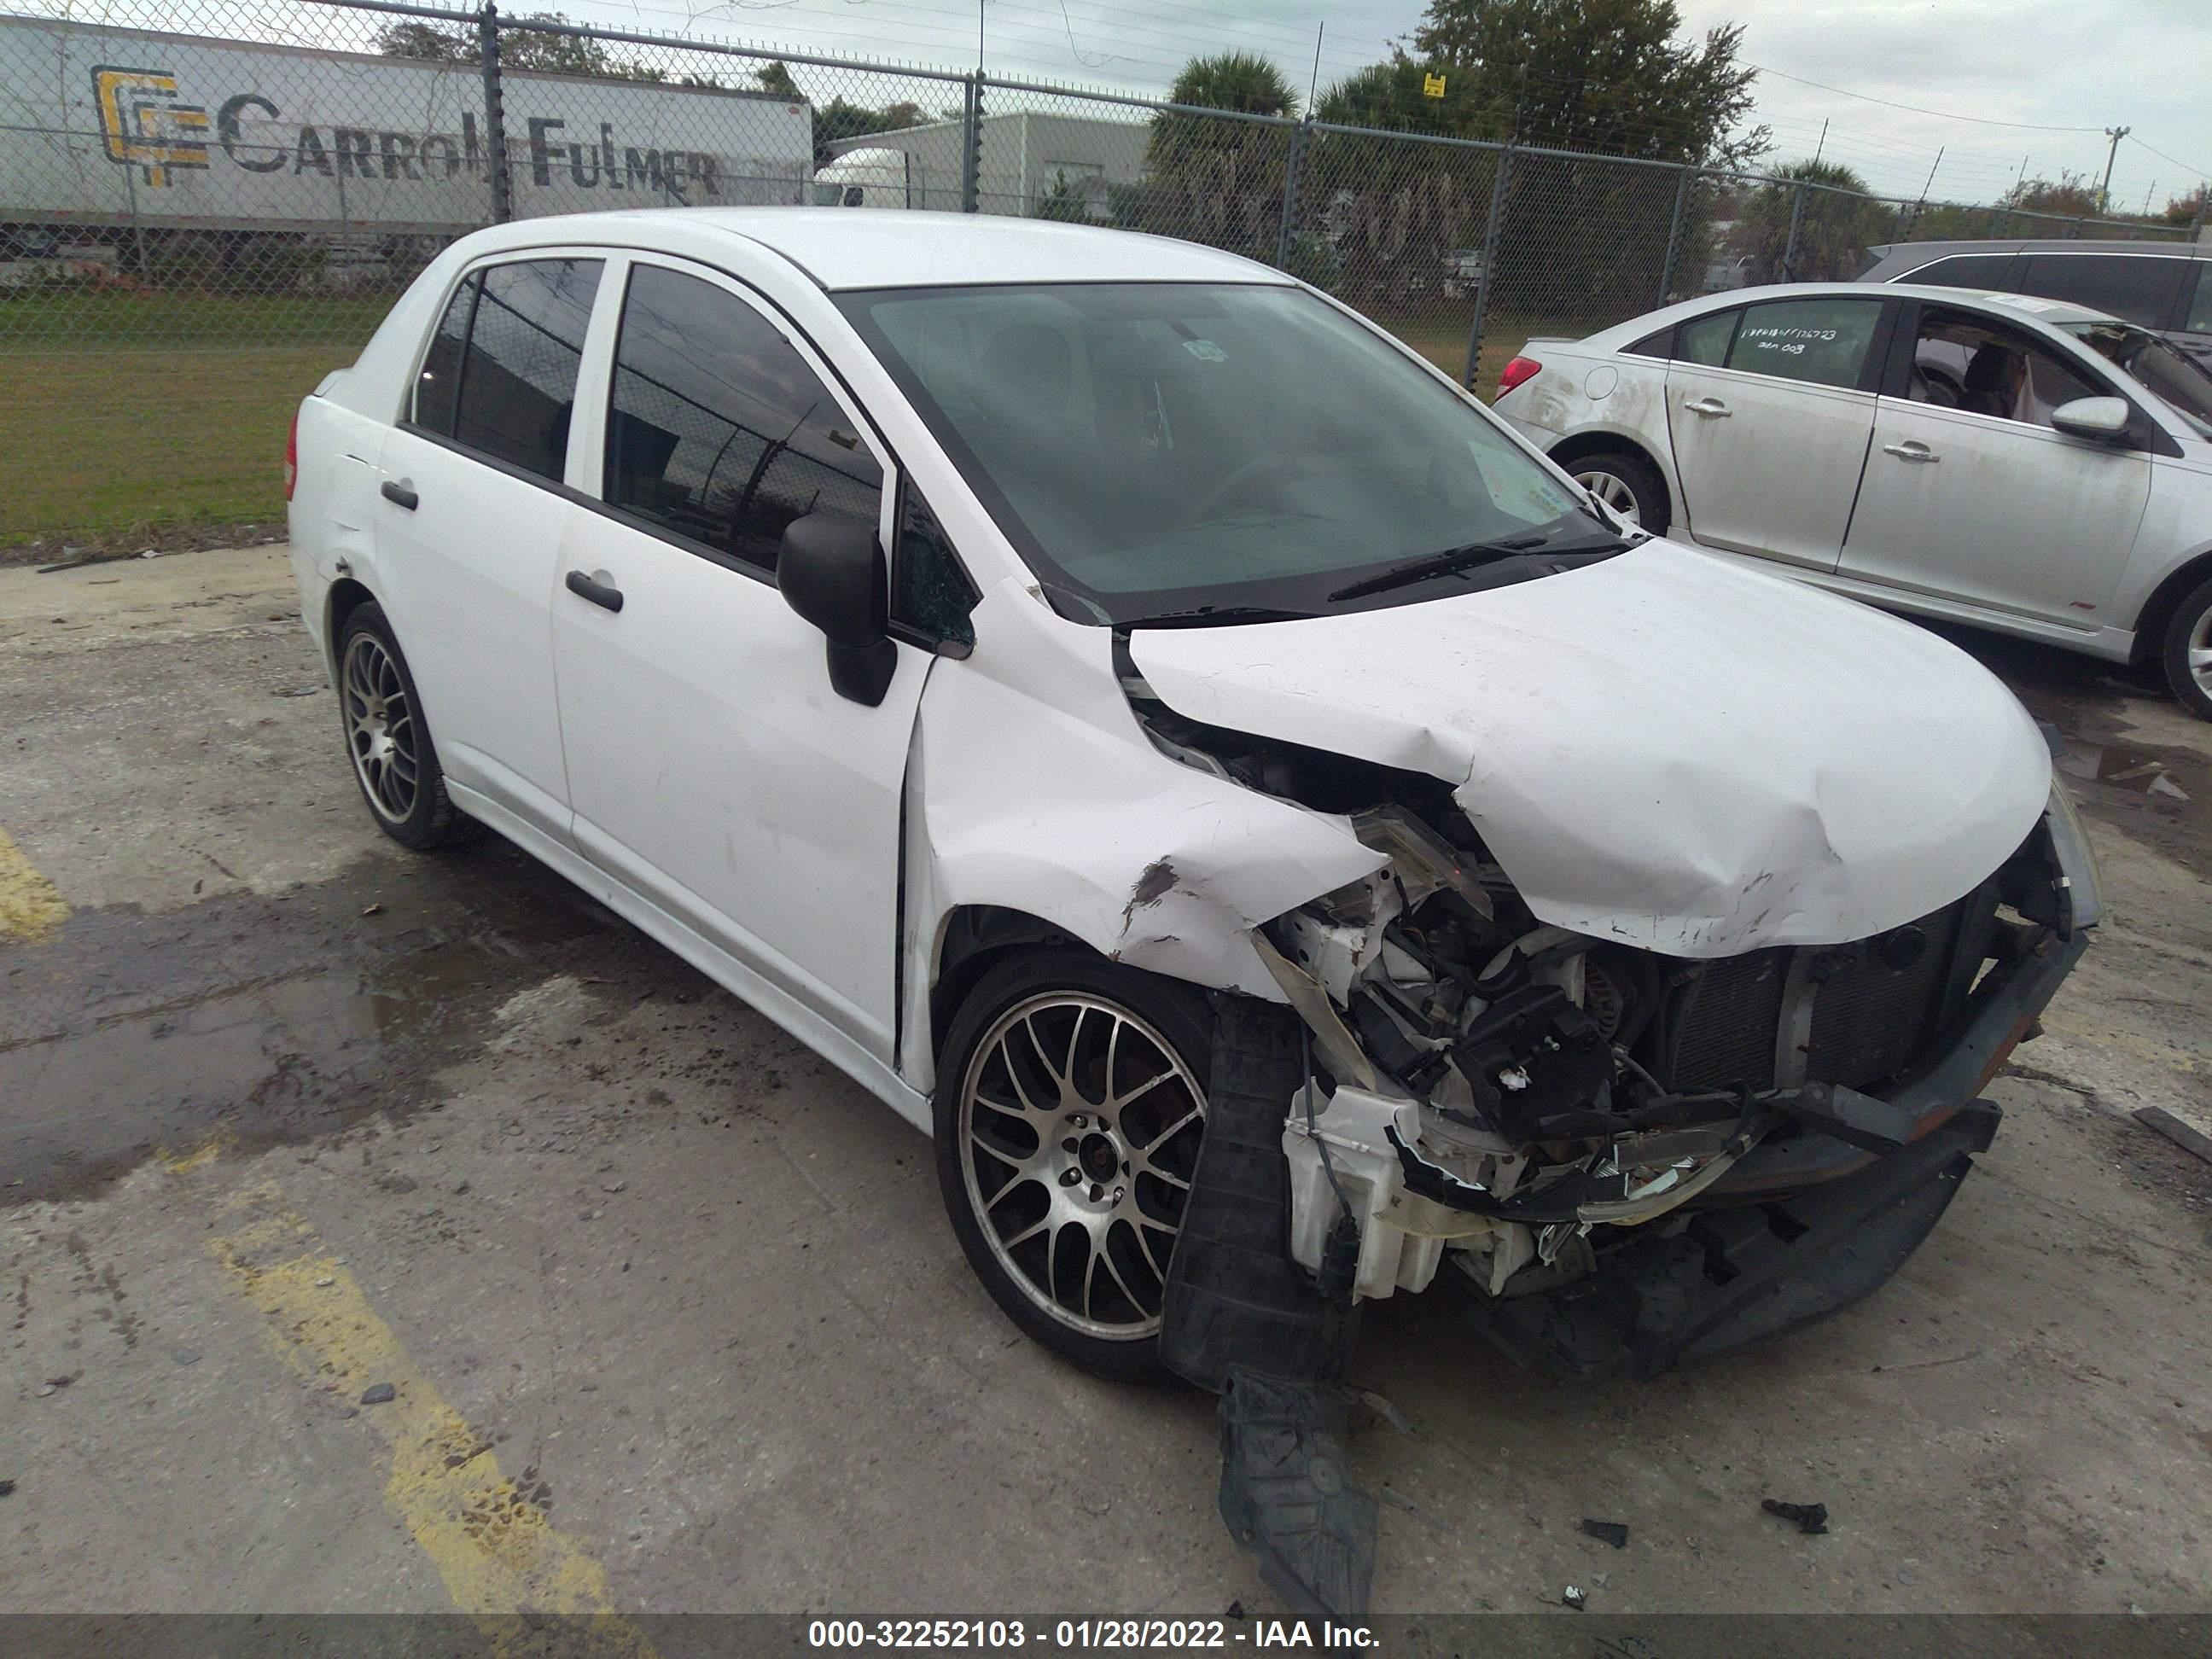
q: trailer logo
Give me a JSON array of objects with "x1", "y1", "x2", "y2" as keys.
[{"x1": 90, "y1": 65, "x2": 211, "y2": 187}]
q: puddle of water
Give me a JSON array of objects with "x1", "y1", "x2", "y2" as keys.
[{"x1": 0, "y1": 841, "x2": 667, "y2": 1203}]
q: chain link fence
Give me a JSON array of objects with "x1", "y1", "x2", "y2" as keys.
[{"x1": 2, "y1": 0, "x2": 2204, "y2": 538}]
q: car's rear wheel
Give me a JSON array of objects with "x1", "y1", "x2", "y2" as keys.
[
  {"x1": 2162, "y1": 574, "x2": 2212, "y2": 722},
  {"x1": 934, "y1": 950, "x2": 1215, "y2": 1382},
  {"x1": 1566, "y1": 449, "x2": 1669, "y2": 536},
  {"x1": 336, "y1": 602, "x2": 476, "y2": 849}
]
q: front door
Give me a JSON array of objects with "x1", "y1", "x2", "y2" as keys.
[
  {"x1": 376, "y1": 254, "x2": 606, "y2": 844},
  {"x1": 1664, "y1": 294, "x2": 1889, "y2": 572},
  {"x1": 1839, "y1": 303, "x2": 2153, "y2": 628},
  {"x1": 550, "y1": 257, "x2": 929, "y2": 1061}
]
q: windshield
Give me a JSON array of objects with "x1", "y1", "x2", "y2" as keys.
[
  {"x1": 2064, "y1": 319, "x2": 2212, "y2": 439},
  {"x1": 838, "y1": 282, "x2": 1616, "y2": 624}
]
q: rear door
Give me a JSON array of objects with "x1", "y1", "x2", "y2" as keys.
[
  {"x1": 1838, "y1": 301, "x2": 2152, "y2": 627},
  {"x1": 550, "y1": 255, "x2": 937, "y2": 1062},
  {"x1": 376, "y1": 254, "x2": 606, "y2": 845},
  {"x1": 1663, "y1": 294, "x2": 1891, "y2": 571}
]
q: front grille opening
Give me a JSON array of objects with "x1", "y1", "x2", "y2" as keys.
[{"x1": 1649, "y1": 888, "x2": 1995, "y2": 1098}]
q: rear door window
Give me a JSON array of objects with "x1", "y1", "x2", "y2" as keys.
[
  {"x1": 451, "y1": 259, "x2": 604, "y2": 484},
  {"x1": 2017, "y1": 253, "x2": 2188, "y2": 329},
  {"x1": 1726, "y1": 297, "x2": 1883, "y2": 388}
]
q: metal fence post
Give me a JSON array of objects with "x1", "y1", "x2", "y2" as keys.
[
  {"x1": 960, "y1": 73, "x2": 983, "y2": 213},
  {"x1": 1273, "y1": 117, "x2": 1309, "y2": 272},
  {"x1": 1463, "y1": 143, "x2": 1512, "y2": 391},
  {"x1": 1656, "y1": 163, "x2": 1694, "y2": 306},
  {"x1": 1780, "y1": 181, "x2": 1807, "y2": 280},
  {"x1": 478, "y1": 3, "x2": 512, "y2": 224}
]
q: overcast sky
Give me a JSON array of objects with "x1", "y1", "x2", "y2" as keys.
[{"x1": 561, "y1": 0, "x2": 2211, "y2": 211}]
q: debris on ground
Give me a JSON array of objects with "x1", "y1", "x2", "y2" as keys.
[
  {"x1": 2134, "y1": 1105, "x2": 2212, "y2": 1167},
  {"x1": 358, "y1": 1382, "x2": 397, "y2": 1406},
  {"x1": 1224, "y1": 1601, "x2": 1244, "y2": 1620},
  {"x1": 1354, "y1": 1388, "x2": 1412, "y2": 1435},
  {"x1": 1763, "y1": 1499, "x2": 1831, "y2": 1534},
  {"x1": 1561, "y1": 1585, "x2": 1586, "y2": 1610},
  {"x1": 1580, "y1": 1518, "x2": 1630, "y2": 1548},
  {"x1": 0, "y1": 1479, "x2": 15, "y2": 1498},
  {"x1": 360, "y1": 903, "x2": 382, "y2": 917}
]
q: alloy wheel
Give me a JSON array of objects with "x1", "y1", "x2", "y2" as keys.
[
  {"x1": 342, "y1": 632, "x2": 420, "y2": 824},
  {"x1": 2190, "y1": 604, "x2": 2212, "y2": 696},
  {"x1": 1574, "y1": 469, "x2": 1642, "y2": 523},
  {"x1": 958, "y1": 992, "x2": 1206, "y2": 1341}
]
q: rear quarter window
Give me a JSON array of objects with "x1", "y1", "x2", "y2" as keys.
[{"x1": 1900, "y1": 253, "x2": 2017, "y2": 289}]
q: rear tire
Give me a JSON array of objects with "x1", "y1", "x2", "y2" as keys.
[
  {"x1": 2160, "y1": 574, "x2": 2212, "y2": 722},
  {"x1": 1564, "y1": 448, "x2": 1670, "y2": 536},
  {"x1": 335, "y1": 601, "x2": 477, "y2": 849},
  {"x1": 934, "y1": 949, "x2": 1219, "y2": 1383}
]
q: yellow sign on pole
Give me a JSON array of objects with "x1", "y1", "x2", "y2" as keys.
[{"x1": 1423, "y1": 73, "x2": 1447, "y2": 98}]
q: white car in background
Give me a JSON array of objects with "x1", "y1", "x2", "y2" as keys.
[{"x1": 1493, "y1": 282, "x2": 2212, "y2": 719}]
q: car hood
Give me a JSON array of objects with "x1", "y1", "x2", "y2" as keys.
[{"x1": 1126, "y1": 538, "x2": 2051, "y2": 956}]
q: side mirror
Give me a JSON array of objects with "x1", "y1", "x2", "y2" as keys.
[
  {"x1": 2049, "y1": 395, "x2": 2132, "y2": 442},
  {"x1": 777, "y1": 512, "x2": 897, "y2": 707}
]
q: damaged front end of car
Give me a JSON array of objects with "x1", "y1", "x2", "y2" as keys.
[{"x1": 1120, "y1": 645, "x2": 2097, "y2": 1619}]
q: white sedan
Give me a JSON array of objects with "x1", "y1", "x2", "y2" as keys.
[
  {"x1": 289, "y1": 212, "x2": 2093, "y2": 1612},
  {"x1": 1493, "y1": 282, "x2": 2212, "y2": 719}
]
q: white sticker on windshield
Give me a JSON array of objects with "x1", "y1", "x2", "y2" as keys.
[
  {"x1": 1470, "y1": 439, "x2": 1573, "y2": 523},
  {"x1": 1182, "y1": 340, "x2": 1228, "y2": 363}
]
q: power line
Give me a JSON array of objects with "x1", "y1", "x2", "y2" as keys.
[
  {"x1": 1745, "y1": 62, "x2": 2106, "y2": 133},
  {"x1": 2126, "y1": 131, "x2": 2209, "y2": 180}
]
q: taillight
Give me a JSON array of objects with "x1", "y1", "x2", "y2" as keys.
[
  {"x1": 1498, "y1": 356, "x2": 1542, "y2": 397},
  {"x1": 283, "y1": 405, "x2": 300, "y2": 501}
]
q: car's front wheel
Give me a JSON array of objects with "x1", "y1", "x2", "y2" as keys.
[
  {"x1": 335, "y1": 601, "x2": 476, "y2": 849},
  {"x1": 1566, "y1": 449, "x2": 1670, "y2": 536},
  {"x1": 934, "y1": 951, "x2": 1215, "y2": 1382},
  {"x1": 2162, "y1": 573, "x2": 2212, "y2": 722}
]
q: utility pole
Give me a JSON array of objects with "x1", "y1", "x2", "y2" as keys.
[{"x1": 2100, "y1": 125, "x2": 2130, "y2": 213}]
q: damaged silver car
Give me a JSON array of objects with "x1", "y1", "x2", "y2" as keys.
[{"x1": 288, "y1": 210, "x2": 2093, "y2": 1618}]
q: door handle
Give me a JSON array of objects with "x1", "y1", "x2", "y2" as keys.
[
  {"x1": 1682, "y1": 397, "x2": 1732, "y2": 418},
  {"x1": 564, "y1": 569, "x2": 624, "y2": 614},
  {"x1": 1882, "y1": 441, "x2": 1940, "y2": 463},
  {"x1": 380, "y1": 480, "x2": 418, "y2": 510}
]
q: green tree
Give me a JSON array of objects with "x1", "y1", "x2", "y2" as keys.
[
  {"x1": 1308, "y1": 59, "x2": 1493, "y2": 306},
  {"x1": 1135, "y1": 51, "x2": 1301, "y2": 261},
  {"x1": 1412, "y1": 0, "x2": 1763, "y2": 167},
  {"x1": 1735, "y1": 159, "x2": 1889, "y2": 283},
  {"x1": 754, "y1": 60, "x2": 801, "y2": 98},
  {"x1": 378, "y1": 13, "x2": 660, "y2": 80}
]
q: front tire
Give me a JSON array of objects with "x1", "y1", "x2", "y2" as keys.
[
  {"x1": 2161, "y1": 573, "x2": 2212, "y2": 721},
  {"x1": 1565, "y1": 448, "x2": 1670, "y2": 536},
  {"x1": 336, "y1": 601, "x2": 476, "y2": 849},
  {"x1": 934, "y1": 950, "x2": 1215, "y2": 1382}
]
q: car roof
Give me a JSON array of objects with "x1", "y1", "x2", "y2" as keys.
[
  {"x1": 1865, "y1": 237, "x2": 2205, "y2": 266},
  {"x1": 457, "y1": 207, "x2": 1292, "y2": 292},
  {"x1": 1574, "y1": 281, "x2": 2122, "y2": 349}
]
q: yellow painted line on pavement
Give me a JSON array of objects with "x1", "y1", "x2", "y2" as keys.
[
  {"x1": 198, "y1": 1176, "x2": 657, "y2": 1655},
  {"x1": 0, "y1": 827, "x2": 69, "y2": 942}
]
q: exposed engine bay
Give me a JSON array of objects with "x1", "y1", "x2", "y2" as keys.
[
  {"x1": 1115, "y1": 628, "x2": 2095, "y2": 1623},
  {"x1": 1126, "y1": 665, "x2": 2093, "y2": 1324}
]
